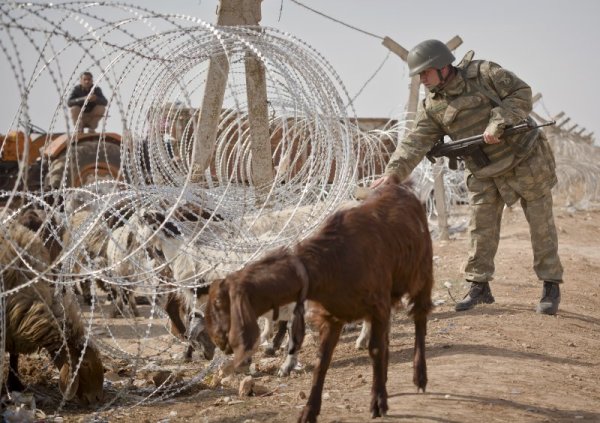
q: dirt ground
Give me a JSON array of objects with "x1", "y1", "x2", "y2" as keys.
[{"x1": 9, "y1": 203, "x2": 600, "y2": 423}]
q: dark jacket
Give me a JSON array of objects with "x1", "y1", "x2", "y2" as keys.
[{"x1": 67, "y1": 84, "x2": 108, "y2": 112}]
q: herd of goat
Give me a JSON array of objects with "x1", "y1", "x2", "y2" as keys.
[{"x1": 1, "y1": 176, "x2": 434, "y2": 422}]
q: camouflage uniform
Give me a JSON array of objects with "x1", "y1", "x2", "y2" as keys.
[{"x1": 384, "y1": 57, "x2": 563, "y2": 284}]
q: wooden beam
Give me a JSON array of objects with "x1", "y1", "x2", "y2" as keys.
[
  {"x1": 530, "y1": 110, "x2": 548, "y2": 124},
  {"x1": 557, "y1": 117, "x2": 571, "y2": 128},
  {"x1": 566, "y1": 123, "x2": 578, "y2": 133},
  {"x1": 553, "y1": 111, "x2": 565, "y2": 121},
  {"x1": 381, "y1": 36, "x2": 408, "y2": 61},
  {"x1": 446, "y1": 35, "x2": 463, "y2": 51},
  {"x1": 532, "y1": 92, "x2": 542, "y2": 104}
]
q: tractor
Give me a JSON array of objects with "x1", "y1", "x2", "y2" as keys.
[{"x1": 0, "y1": 122, "x2": 122, "y2": 199}]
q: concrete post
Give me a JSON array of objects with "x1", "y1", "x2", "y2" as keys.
[
  {"x1": 191, "y1": 0, "x2": 270, "y2": 186},
  {"x1": 245, "y1": 50, "x2": 274, "y2": 193}
]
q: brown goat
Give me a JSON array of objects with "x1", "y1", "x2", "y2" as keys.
[{"x1": 205, "y1": 176, "x2": 433, "y2": 422}]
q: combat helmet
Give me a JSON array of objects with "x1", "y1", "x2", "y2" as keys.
[{"x1": 407, "y1": 39, "x2": 455, "y2": 76}]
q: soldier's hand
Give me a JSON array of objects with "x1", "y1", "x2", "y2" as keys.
[{"x1": 483, "y1": 131, "x2": 500, "y2": 144}]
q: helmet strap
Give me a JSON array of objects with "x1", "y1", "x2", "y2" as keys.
[{"x1": 432, "y1": 66, "x2": 456, "y2": 92}]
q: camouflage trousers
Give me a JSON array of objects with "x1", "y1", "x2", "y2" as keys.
[{"x1": 463, "y1": 139, "x2": 563, "y2": 283}]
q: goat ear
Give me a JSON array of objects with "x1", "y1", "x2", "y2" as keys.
[
  {"x1": 227, "y1": 285, "x2": 259, "y2": 368},
  {"x1": 59, "y1": 362, "x2": 79, "y2": 400}
]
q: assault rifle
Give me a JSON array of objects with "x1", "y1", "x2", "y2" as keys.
[{"x1": 426, "y1": 120, "x2": 556, "y2": 168}]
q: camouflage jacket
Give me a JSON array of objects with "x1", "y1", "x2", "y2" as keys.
[{"x1": 385, "y1": 55, "x2": 540, "y2": 180}]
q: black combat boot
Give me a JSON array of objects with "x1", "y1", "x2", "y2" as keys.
[
  {"x1": 455, "y1": 281, "x2": 495, "y2": 311},
  {"x1": 536, "y1": 281, "x2": 561, "y2": 315}
]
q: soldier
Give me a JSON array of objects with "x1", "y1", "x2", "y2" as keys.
[
  {"x1": 372, "y1": 39, "x2": 563, "y2": 315},
  {"x1": 67, "y1": 71, "x2": 108, "y2": 133}
]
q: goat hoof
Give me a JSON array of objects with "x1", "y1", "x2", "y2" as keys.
[
  {"x1": 355, "y1": 338, "x2": 368, "y2": 350},
  {"x1": 370, "y1": 395, "x2": 388, "y2": 418},
  {"x1": 277, "y1": 367, "x2": 291, "y2": 377},
  {"x1": 298, "y1": 406, "x2": 317, "y2": 423},
  {"x1": 413, "y1": 374, "x2": 428, "y2": 392},
  {"x1": 202, "y1": 345, "x2": 215, "y2": 361}
]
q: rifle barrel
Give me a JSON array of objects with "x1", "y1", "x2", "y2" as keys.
[{"x1": 429, "y1": 120, "x2": 556, "y2": 158}]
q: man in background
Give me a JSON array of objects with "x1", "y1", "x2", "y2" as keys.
[{"x1": 68, "y1": 71, "x2": 107, "y2": 133}]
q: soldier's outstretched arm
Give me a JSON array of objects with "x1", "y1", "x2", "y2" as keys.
[{"x1": 382, "y1": 102, "x2": 444, "y2": 182}]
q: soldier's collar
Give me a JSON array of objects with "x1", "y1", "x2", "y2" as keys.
[{"x1": 432, "y1": 70, "x2": 466, "y2": 99}]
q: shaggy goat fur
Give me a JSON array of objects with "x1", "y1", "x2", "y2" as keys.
[
  {"x1": 1, "y1": 222, "x2": 104, "y2": 404},
  {"x1": 205, "y1": 177, "x2": 433, "y2": 422}
]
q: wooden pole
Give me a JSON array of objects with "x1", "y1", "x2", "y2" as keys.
[{"x1": 432, "y1": 37, "x2": 461, "y2": 241}]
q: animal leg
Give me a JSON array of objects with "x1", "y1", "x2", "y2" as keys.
[
  {"x1": 266, "y1": 320, "x2": 288, "y2": 356},
  {"x1": 368, "y1": 317, "x2": 390, "y2": 418},
  {"x1": 6, "y1": 353, "x2": 24, "y2": 392},
  {"x1": 298, "y1": 319, "x2": 343, "y2": 423},
  {"x1": 278, "y1": 320, "x2": 298, "y2": 377},
  {"x1": 412, "y1": 311, "x2": 428, "y2": 392},
  {"x1": 127, "y1": 290, "x2": 140, "y2": 317},
  {"x1": 355, "y1": 319, "x2": 371, "y2": 350},
  {"x1": 110, "y1": 287, "x2": 127, "y2": 318},
  {"x1": 163, "y1": 293, "x2": 193, "y2": 360},
  {"x1": 411, "y1": 283, "x2": 431, "y2": 392},
  {"x1": 259, "y1": 316, "x2": 273, "y2": 346},
  {"x1": 164, "y1": 293, "x2": 187, "y2": 337}
]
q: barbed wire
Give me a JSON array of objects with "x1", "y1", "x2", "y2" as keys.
[
  {"x1": 289, "y1": 0, "x2": 384, "y2": 40},
  {"x1": 345, "y1": 50, "x2": 391, "y2": 110},
  {"x1": 0, "y1": 2, "x2": 599, "y2": 420}
]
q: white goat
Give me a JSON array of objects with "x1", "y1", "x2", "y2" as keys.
[{"x1": 131, "y1": 210, "x2": 216, "y2": 361}]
